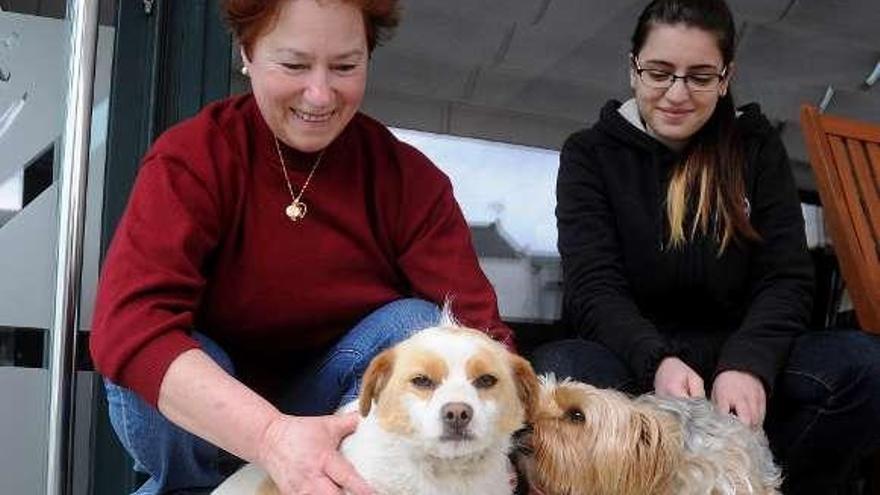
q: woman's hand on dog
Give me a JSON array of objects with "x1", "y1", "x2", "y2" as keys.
[
  {"x1": 257, "y1": 412, "x2": 374, "y2": 495},
  {"x1": 654, "y1": 357, "x2": 706, "y2": 399},
  {"x1": 711, "y1": 370, "x2": 766, "y2": 428}
]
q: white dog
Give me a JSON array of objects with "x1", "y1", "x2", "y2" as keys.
[{"x1": 213, "y1": 311, "x2": 538, "y2": 495}]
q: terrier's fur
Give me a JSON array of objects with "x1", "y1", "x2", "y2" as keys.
[{"x1": 515, "y1": 376, "x2": 781, "y2": 495}]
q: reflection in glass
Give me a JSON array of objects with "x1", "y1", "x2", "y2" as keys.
[
  {"x1": 392, "y1": 128, "x2": 562, "y2": 321},
  {"x1": 0, "y1": 31, "x2": 20, "y2": 81},
  {"x1": 0, "y1": 91, "x2": 26, "y2": 138},
  {"x1": 0, "y1": 5, "x2": 116, "y2": 494}
]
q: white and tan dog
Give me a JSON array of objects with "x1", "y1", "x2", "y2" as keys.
[
  {"x1": 213, "y1": 312, "x2": 538, "y2": 495},
  {"x1": 515, "y1": 376, "x2": 781, "y2": 495}
]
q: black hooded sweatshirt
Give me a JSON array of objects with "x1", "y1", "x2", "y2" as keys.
[{"x1": 556, "y1": 99, "x2": 814, "y2": 394}]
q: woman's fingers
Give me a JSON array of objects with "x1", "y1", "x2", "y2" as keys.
[
  {"x1": 324, "y1": 452, "x2": 374, "y2": 495},
  {"x1": 686, "y1": 370, "x2": 706, "y2": 398}
]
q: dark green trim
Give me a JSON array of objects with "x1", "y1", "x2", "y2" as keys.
[
  {"x1": 95, "y1": 5, "x2": 164, "y2": 492},
  {"x1": 158, "y1": 0, "x2": 232, "y2": 130},
  {"x1": 101, "y1": 0, "x2": 165, "y2": 254},
  {"x1": 93, "y1": 1, "x2": 231, "y2": 494},
  {"x1": 101, "y1": 0, "x2": 231, "y2": 254}
]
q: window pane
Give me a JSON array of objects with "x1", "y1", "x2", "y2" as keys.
[{"x1": 393, "y1": 128, "x2": 562, "y2": 321}]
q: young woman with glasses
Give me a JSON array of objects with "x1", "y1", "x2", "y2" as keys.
[{"x1": 531, "y1": 0, "x2": 880, "y2": 492}]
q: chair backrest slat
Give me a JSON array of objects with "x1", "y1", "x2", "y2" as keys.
[
  {"x1": 868, "y1": 142, "x2": 880, "y2": 263},
  {"x1": 822, "y1": 114, "x2": 880, "y2": 142},
  {"x1": 832, "y1": 137, "x2": 880, "y2": 263},
  {"x1": 801, "y1": 104, "x2": 880, "y2": 333},
  {"x1": 844, "y1": 140, "x2": 880, "y2": 257}
]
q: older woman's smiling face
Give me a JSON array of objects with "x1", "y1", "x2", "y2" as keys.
[
  {"x1": 244, "y1": 0, "x2": 368, "y2": 153},
  {"x1": 630, "y1": 23, "x2": 731, "y2": 149}
]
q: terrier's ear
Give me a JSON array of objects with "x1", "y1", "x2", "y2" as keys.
[
  {"x1": 359, "y1": 348, "x2": 395, "y2": 417},
  {"x1": 510, "y1": 354, "x2": 540, "y2": 423},
  {"x1": 628, "y1": 407, "x2": 680, "y2": 492}
]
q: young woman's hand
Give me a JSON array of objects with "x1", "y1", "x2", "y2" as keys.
[
  {"x1": 711, "y1": 370, "x2": 766, "y2": 427},
  {"x1": 654, "y1": 357, "x2": 705, "y2": 399},
  {"x1": 257, "y1": 412, "x2": 374, "y2": 495}
]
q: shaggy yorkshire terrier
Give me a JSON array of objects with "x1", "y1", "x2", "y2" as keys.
[{"x1": 515, "y1": 376, "x2": 781, "y2": 495}]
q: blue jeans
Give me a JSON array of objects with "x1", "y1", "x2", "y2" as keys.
[
  {"x1": 104, "y1": 298, "x2": 441, "y2": 495},
  {"x1": 530, "y1": 330, "x2": 880, "y2": 495}
]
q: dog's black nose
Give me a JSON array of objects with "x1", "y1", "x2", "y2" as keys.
[{"x1": 441, "y1": 402, "x2": 473, "y2": 432}]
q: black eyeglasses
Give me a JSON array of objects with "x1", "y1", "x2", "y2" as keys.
[{"x1": 632, "y1": 56, "x2": 727, "y2": 93}]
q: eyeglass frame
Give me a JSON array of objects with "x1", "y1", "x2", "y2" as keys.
[{"x1": 630, "y1": 55, "x2": 729, "y2": 93}]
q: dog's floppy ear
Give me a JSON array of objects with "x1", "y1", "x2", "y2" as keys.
[
  {"x1": 510, "y1": 354, "x2": 540, "y2": 422},
  {"x1": 359, "y1": 348, "x2": 395, "y2": 417},
  {"x1": 625, "y1": 406, "x2": 680, "y2": 493}
]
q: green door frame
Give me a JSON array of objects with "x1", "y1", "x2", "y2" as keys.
[{"x1": 91, "y1": 1, "x2": 230, "y2": 493}]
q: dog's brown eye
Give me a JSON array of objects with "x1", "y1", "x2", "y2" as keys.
[
  {"x1": 565, "y1": 408, "x2": 585, "y2": 423},
  {"x1": 410, "y1": 375, "x2": 435, "y2": 389},
  {"x1": 473, "y1": 374, "x2": 498, "y2": 389}
]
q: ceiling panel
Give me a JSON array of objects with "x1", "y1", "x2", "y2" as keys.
[
  {"x1": 393, "y1": 1, "x2": 536, "y2": 66},
  {"x1": 369, "y1": 49, "x2": 473, "y2": 100},
  {"x1": 736, "y1": 23, "x2": 878, "y2": 90},
  {"x1": 726, "y1": 0, "x2": 794, "y2": 23},
  {"x1": 783, "y1": 0, "x2": 880, "y2": 50}
]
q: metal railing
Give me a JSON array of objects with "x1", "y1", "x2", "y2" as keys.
[{"x1": 46, "y1": 1, "x2": 99, "y2": 493}]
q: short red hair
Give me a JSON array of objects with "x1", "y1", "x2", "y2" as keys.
[{"x1": 223, "y1": 0, "x2": 400, "y2": 57}]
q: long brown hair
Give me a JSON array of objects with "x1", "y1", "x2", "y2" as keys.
[{"x1": 632, "y1": 0, "x2": 760, "y2": 253}]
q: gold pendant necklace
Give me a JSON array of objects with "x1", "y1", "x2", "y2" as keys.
[{"x1": 273, "y1": 137, "x2": 325, "y2": 222}]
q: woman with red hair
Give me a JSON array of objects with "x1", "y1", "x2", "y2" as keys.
[{"x1": 89, "y1": 1, "x2": 512, "y2": 494}]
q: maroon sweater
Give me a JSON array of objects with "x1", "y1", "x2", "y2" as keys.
[{"x1": 90, "y1": 94, "x2": 512, "y2": 405}]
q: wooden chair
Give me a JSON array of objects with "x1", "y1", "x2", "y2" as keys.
[{"x1": 800, "y1": 104, "x2": 880, "y2": 334}]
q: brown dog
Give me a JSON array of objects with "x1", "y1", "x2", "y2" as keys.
[{"x1": 515, "y1": 376, "x2": 782, "y2": 495}]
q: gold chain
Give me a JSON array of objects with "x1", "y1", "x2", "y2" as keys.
[{"x1": 273, "y1": 137, "x2": 325, "y2": 222}]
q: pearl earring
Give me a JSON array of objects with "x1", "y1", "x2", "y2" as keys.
[{"x1": 240, "y1": 65, "x2": 249, "y2": 77}]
